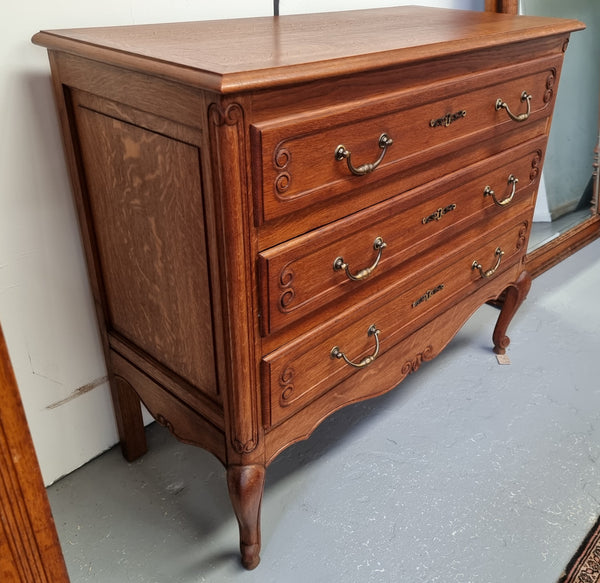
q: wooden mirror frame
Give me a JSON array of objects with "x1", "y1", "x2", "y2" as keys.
[
  {"x1": 486, "y1": 0, "x2": 600, "y2": 277},
  {"x1": 0, "y1": 323, "x2": 70, "y2": 582}
]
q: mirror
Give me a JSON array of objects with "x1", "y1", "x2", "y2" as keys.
[{"x1": 488, "y1": 0, "x2": 600, "y2": 277}]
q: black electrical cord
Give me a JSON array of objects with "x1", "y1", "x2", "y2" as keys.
[{"x1": 274, "y1": 0, "x2": 279, "y2": 16}]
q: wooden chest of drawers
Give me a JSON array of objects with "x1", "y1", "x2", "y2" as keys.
[{"x1": 33, "y1": 7, "x2": 582, "y2": 569}]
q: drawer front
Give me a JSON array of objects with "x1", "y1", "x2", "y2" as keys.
[
  {"x1": 259, "y1": 139, "x2": 544, "y2": 335},
  {"x1": 252, "y1": 55, "x2": 560, "y2": 225},
  {"x1": 262, "y1": 217, "x2": 529, "y2": 427}
]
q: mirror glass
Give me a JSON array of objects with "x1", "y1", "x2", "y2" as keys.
[{"x1": 519, "y1": 0, "x2": 600, "y2": 251}]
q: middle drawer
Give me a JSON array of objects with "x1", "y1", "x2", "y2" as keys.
[{"x1": 258, "y1": 138, "x2": 544, "y2": 336}]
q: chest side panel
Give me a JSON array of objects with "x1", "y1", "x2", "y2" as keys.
[{"x1": 72, "y1": 91, "x2": 219, "y2": 401}]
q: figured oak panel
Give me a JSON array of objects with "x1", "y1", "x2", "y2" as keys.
[{"x1": 73, "y1": 98, "x2": 218, "y2": 399}]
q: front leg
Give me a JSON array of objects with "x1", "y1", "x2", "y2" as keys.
[
  {"x1": 492, "y1": 270, "x2": 532, "y2": 355},
  {"x1": 227, "y1": 464, "x2": 266, "y2": 570}
]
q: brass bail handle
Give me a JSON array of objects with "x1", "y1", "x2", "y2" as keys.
[
  {"x1": 335, "y1": 133, "x2": 393, "y2": 176},
  {"x1": 333, "y1": 236, "x2": 387, "y2": 281},
  {"x1": 483, "y1": 174, "x2": 519, "y2": 207},
  {"x1": 496, "y1": 91, "x2": 532, "y2": 122},
  {"x1": 331, "y1": 324, "x2": 381, "y2": 369},
  {"x1": 472, "y1": 247, "x2": 505, "y2": 279}
]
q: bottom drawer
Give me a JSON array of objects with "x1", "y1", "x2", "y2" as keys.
[{"x1": 262, "y1": 218, "x2": 529, "y2": 427}]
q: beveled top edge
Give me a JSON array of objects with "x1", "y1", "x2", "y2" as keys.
[{"x1": 32, "y1": 6, "x2": 585, "y2": 94}]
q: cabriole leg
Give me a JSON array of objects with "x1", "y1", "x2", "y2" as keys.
[
  {"x1": 492, "y1": 270, "x2": 532, "y2": 355},
  {"x1": 226, "y1": 464, "x2": 266, "y2": 570}
]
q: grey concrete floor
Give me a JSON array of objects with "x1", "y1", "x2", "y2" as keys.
[{"x1": 48, "y1": 238, "x2": 600, "y2": 583}]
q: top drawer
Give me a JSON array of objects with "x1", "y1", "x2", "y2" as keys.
[{"x1": 251, "y1": 55, "x2": 561, "y2": 225}]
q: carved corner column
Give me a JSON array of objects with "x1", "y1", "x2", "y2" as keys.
[
  {"x1": 0, "y1": 324, "x2": 70, "y2": 582},
  {"x1": 207, "y1": 97, "x2": 266, "y2": 569}
]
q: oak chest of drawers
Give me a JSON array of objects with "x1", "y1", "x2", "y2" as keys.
[{"x1": 33, "y1": 6, "x2": 583, "y2": 569}]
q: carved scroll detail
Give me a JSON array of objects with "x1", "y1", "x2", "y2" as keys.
[
  {"x1": 274, "y1": 143, "x2": 292, "y2": 195},
  {"x1": 232, "y1": 437, "x2": 260, "y2": 455},
  {"x1": 275, "y1": 172, "x2": 291, "y2": 194},
  {"x1": 279, "y1": 366, "x2": 296, "y2": 407},
  {"x1": 278, "y1": 263, "x2": 296, "y2": 311},
  {"x1": 516, "y1": 221, "x2": 530, "y2": 251},
  {"x1": 209, "y1": 102, "x2": 244, "y2": 126},
  {"x1": 543, "y1": 69, "x2": 557, "y2": 104},
  {"x1": 401, "y1": 345, "x2": 435, "y2": 375},
  {"x1": 530, "y1": 150, "x2": 543, "y2": 181}
]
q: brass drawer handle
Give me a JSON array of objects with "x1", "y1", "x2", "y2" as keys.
[
  {"x1": 335, "y1": 133, "x2": 393, "y2": 176},
  {"x1": 483, "y1": 174, "x2": 518, "y2": 207},
  {"x1": 333, "y1": 236, "x2": 387, "y2": 281},
  {"x1": 495, "y1": 91, "x2": 532, "y2": 122},
  {"x1": 331, "y1": 324, "x2": 380, "y2": 369},
  {"x1": 472, "y1": 247, "x2": 505, "y2": 279}
]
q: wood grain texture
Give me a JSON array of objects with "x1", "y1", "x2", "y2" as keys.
[
  {"x1": 73, "y1": 94, "x2": 217, "y2": 397},
  {"x1": 492, "y1": 269, "x2": 532, "y2": 354},
  {"x1": 111, "y1": 352, "x2": 227, "y2": 464},
  {"x1": 32, "y1": 7, "x2": 583, "y2": 93},
  {"x1": 263, "y1": 217, "x2": 530, "y2": 427},
  {"x1": 263, "y1": 263, "x2": 523, "y2": 464},
  {"x1": 110, "y1": 374, "x2": 147, "y2": 462},
  {"x1": 227, "y1": 464, "x2": 265, "y2": 570},
  {"x1": 32, "y1": 7, "x2": 582, "y2": 569},
  {"x1": 259, "y1": 139, "x2": 544, "y2": 335},
  {"x1": 0, "y1": 325, "x2": 69, "y2": 582},
  {"x1": 252, "y1": 57, "x2": 558, "y2": 223},
  {"x1": 207, "y1": 100, "x2": 263, "y2": 463}
]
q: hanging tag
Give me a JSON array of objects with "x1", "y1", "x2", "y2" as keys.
[{"x1": 496, "y1": 353, "x2": 511, "y2": 365}]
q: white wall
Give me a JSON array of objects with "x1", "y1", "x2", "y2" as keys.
[{"x1": 0, "y1": 0, "x2": 483, "y2": 486}]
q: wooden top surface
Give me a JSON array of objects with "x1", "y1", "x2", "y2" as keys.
[{"x1": 32, "y1": 6, "x2": 584, "y2": 93}]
